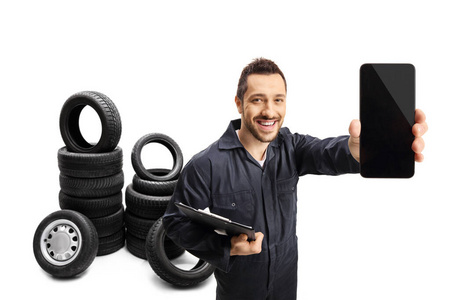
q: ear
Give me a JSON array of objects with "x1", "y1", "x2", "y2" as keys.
[{"x1": 235, "y1": 96, "x2": 243, "y2": 114}]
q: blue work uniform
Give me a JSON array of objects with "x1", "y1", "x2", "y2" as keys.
[{"x1": 163, "y1": 119, "x2": 360, "y2": 299}]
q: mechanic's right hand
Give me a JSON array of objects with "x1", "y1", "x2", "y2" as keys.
[{"x1": 230, "y1": 232, "x2": 264, "y2": 256}]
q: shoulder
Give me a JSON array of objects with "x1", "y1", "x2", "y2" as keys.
[
  {"x1": 182, "y1": 140, "x2": 220, "y2": 179},
  {"x1": 279, "y1": 127, "x2": 293, "y2": 137},
  {"x1": 278, "y1": 127, "x2": 307, "y2": 147}
]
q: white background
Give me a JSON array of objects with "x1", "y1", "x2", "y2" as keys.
[{"x1": 1, "y1": 0, "x2": 449, "y2": 299}]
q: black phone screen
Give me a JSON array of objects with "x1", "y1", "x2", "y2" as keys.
[{"x1": 360, "y1": 63, "x2": 415, "y2": 178}]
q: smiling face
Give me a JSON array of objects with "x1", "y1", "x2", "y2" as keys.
[{"x1": 235, "y1": 73, "x2": 286, "y2": 143}]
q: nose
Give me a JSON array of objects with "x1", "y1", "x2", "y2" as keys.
[{"x1": 261, "y1": 101, "x2": 275, "y2": 118}]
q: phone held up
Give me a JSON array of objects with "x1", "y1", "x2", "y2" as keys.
[{"x1": 360, "y1": 63, "x2": 415, "y2": 178}]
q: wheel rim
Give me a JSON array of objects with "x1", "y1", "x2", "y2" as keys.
[{"x1": 40, "y1": 219, "x2": 82, "y2": 266}]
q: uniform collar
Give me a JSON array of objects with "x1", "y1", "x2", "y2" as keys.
[{"x1": 218, "y1": 119, "x2": 284, "y2": 150}]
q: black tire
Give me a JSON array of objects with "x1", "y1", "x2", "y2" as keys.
[
  {"x1": 90, "y1": 205, "x2": 124, "y2": 238},
  {"x1": 132, "y1": 168, "x2": 178, "y2": 196},
  {"x1": 126, "y1": 232, "x2": 147, "y2": 259},
  {"x1": 124, "y1": 210, "x2": 156, "y2": 239},
  {"x1": 59, "y1": 171, "x2": 124, "y2": 198},
  {"x1": 164, "y1": 238, "x2": 185, "y2": 260},
  {"x1": 145, "y1": 218, "x2": 215, "y2": 287},
  {"x1": 60, "y1": 91, "x2": 121, "y2": 153},
  {"x1": 59, "y1": 191, "x2": 123, "y2": 219},
  {"x1": 131, "y1": 133, "x2": 183, "y2": 181},
  {"x1": 33, "y1": 210, "x2": 98, "y2": 278},
  {"x1": 97, "y1": 227, "x2": 125, "y2": 256},
  {"x1": 125, "y1": 231, "x2": 184, "y2": 260},
  {"x1": 58, "y1": 146, "x2": 123, "y2": 178},
  {"x1": 125, "y1": 184, "x2": 171, "y2": 219}
]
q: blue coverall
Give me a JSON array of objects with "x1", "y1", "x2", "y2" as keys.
[{"x1": 163, "y1": 119, "x2": 360, "y2": 299}]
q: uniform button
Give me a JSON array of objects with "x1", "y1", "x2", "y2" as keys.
[
  {"x1": 231, "y1": 203, "x2": 236, "y2": 207},
  {"x1": 291, "y1": 187, "x2": 295, "y2": 191}
]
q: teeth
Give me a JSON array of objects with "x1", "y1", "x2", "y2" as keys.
[{"x1": 260, "y1": 121, "x2": 275, "y2": 126}]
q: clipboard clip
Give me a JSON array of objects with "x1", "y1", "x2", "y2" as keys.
[{"x1": 198, "y1": 207, "x2": 231, "y2": 222}]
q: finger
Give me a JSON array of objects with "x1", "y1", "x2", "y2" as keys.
[
  {"x1": 255, "y1": 232, "x2": 264, "y2": 241},
  {"x1": 415, "y1": 108, "x2": 426, "y2": 124},
  {"x1": 240, "y1": 234, "x2": 248, "y2": 241},
  {"x1": 348, "y1": 119, "x2": 361, "y2": 139},
  {"x1": 251, "y1": 232, "x2": 264, "y2": 246},
  {"x1": 415, "y1": 152, "x2": 424, "y2": 163},
  {"x1": 251, "y1": 232, "x2": 264, "y2": 253},
  {"x1": 412, "y1": 136, "x2": 425, "y2": 154},
  {"x1": 412, "y1": 123, "x2": 428, "y2": 137}
]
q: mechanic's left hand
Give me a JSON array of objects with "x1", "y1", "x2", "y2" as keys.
[{"x1": 348, "y1": 108, "x2": 428, "y2": 163}]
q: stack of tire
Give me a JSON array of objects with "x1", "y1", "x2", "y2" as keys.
[
  {"x1": 58, "y1": 91, "x2": 125, "y2": 257},
  {"x1": 126, "y1": 133, "x2": 215, "y2": 287},
  {"x1": 124, "y1": 133, "x2": 184, "y2": 260}
]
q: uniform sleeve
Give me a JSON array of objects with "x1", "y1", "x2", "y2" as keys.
[
  {"x1": 293, "y1": 134, "x2": 360, "y2": 176},
  {"x1": 162, "y1": 159, "x2": 236, "y2": 273}
]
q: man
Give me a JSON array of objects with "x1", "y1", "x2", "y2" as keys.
[{"x1": 163, "y1": 58, "x2": 427, "y2": 299}]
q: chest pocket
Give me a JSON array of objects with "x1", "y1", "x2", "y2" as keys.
[
  {"x1": 211, "y1": 190, "x2": 254, "y2": 223},
  {"x1": 276, "y1": 175, "x2": 298, "y2": 220}
]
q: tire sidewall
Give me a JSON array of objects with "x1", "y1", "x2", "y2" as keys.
[
  {"x1": 33, "y1": 210, "x2": 98, "y2": 278},
  {"x1": 132, "y1": 133, "x2": 183, "y2": 182},
  {"x1": 60, "y1": 94, "x2": 107, "y2": 152},
  {"x1": 146, "y1": 218, "x2": 214, "y2": 286},
  {"x1": 60, "y1": 91, "x2": 120, "y2": 153}
]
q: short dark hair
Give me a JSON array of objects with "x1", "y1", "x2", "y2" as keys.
[{"x1": 236, "y1": 58, "x2": 287, "y2": 101}]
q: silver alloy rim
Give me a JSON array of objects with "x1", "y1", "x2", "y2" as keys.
[{"x1": 40, "y1": 219, "x2": 82, "y2": 266}]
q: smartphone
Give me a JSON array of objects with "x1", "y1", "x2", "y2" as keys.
[{"x1": 360, "y1": 63, "x2": 415, "y2": 178}]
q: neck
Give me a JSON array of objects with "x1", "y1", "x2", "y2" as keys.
[{"x1": 237, "y1": 127, "x2": 269, "y2": 161}]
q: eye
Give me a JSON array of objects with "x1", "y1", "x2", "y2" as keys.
[
  {"x1": 275, "y1": 98, "x2": 284, "y2": 103},
  {"x1": 252, "y1": 98, "x2": 262, "y2": 103}
]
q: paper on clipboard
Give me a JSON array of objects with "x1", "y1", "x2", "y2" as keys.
[{"x1": 175, "y1": 202, "x2": 256, "y2": 241}]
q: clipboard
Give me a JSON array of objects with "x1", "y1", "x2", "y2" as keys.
[{"x1": 175, "y1": 202, "x2": 256, "y2": 241}]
